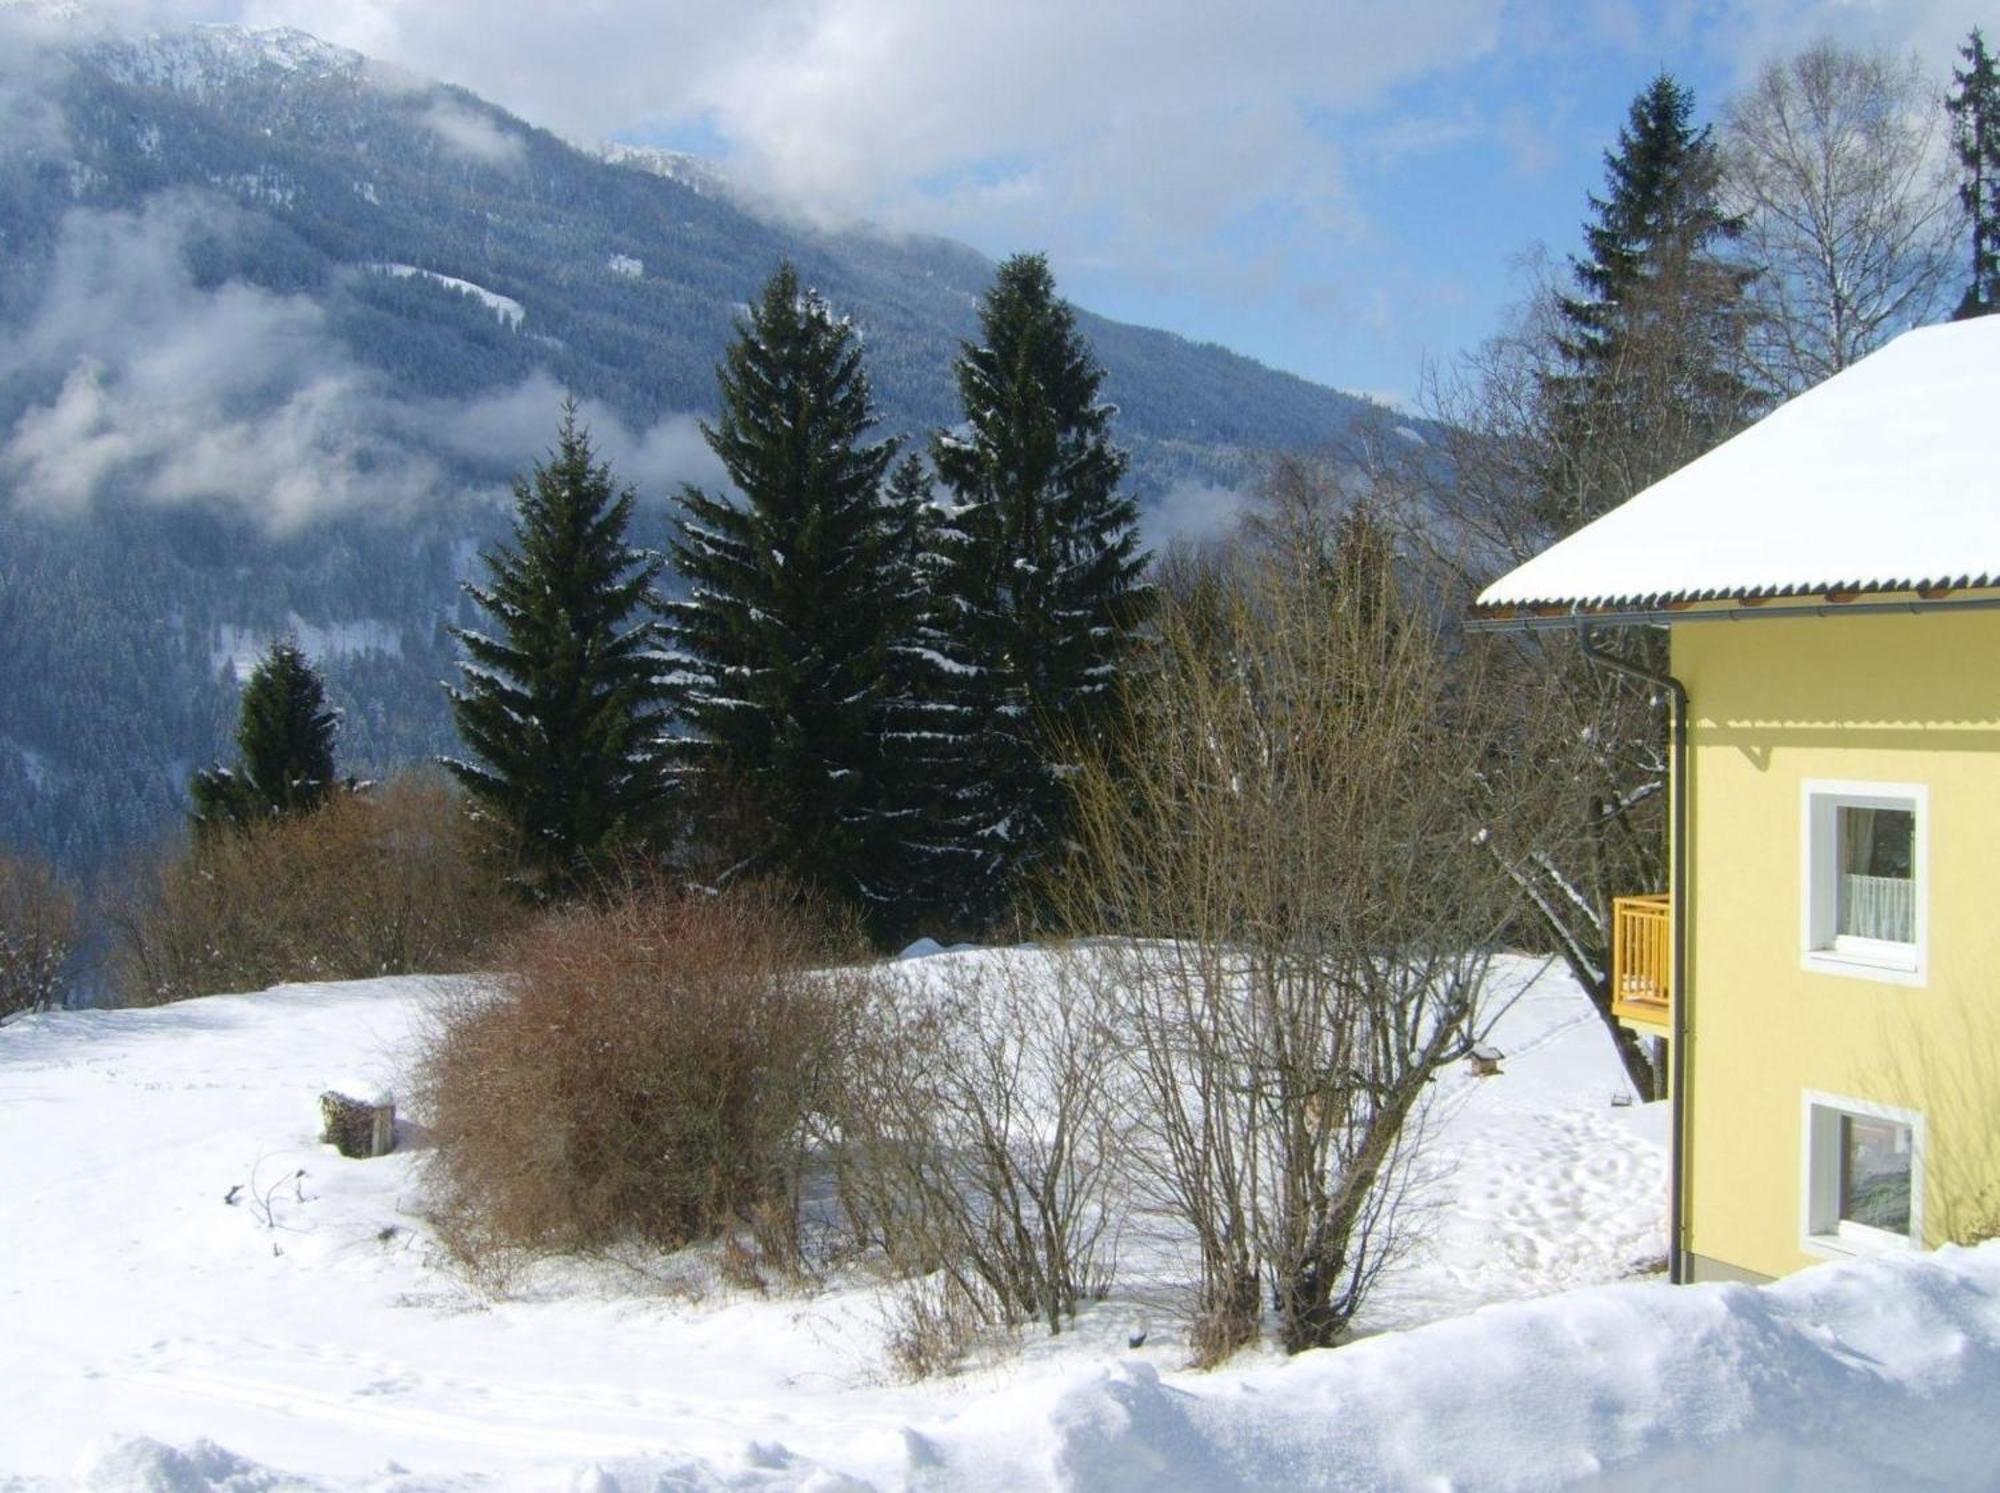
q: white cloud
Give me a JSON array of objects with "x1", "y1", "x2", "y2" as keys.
[
  {"x1": 94, "y1": 0, "x2": 1513, "y2": 277},
  {"x1": 420, "y1": 98, "x2": 523, "y2": 164},
  {"x1": 0, "y1": 193, "x2": 447, "y2": 527},
  {"x1": 17, "y1": 0, "x2": 1980, "y2": 398},
  {"x1": 1141, "y1": 479, "x2": 1254, "y2": 553},
  {"x1": 70, "y1": 0, "x2": 1955, "y2": 326},
  {"x1": 0, "y1": 174, "x2": 727, "y2": 528},
  {"x1": 430, "y1": 374, "x2": 726, "y2": 501},
  {"x1": 1698, "y1": 0, "x2": 1977, "y2": 80},
  {"x1": 0, "y1": 8, "x2": 77, "y2": 156},
  {"x1": 0, "y1": 192, "x2": 727, "y2": 528}
]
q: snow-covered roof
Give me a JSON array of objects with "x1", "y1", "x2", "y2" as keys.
[{"x1": 1475, "y1": 316, "x2": 2000, "y2": 614}]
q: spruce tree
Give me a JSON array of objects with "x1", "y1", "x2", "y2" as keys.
[
  {"x1": 191, "y1": 639, "x2": 340, "y2": 833},
  {"x1": 663, "y1": 263, "x2": 906, "y2": 916},
  {"x1": 870, "y1": 452, "x2": 962, "y2": 925},
  {"x1": 444, "y1": 404, "x2": 670, "y2": 894},
  {"x1": 1547, "y1": 73, "x2": 1761, "y2": 529},
  {"x1": 1947, "y1": 28, "x2": 2000, "y2": 320},
  {"x1": 927, "y1": 253, "x2": 1150, "y2": 930}
]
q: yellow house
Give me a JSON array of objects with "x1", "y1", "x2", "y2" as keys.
[{"x1": 1474, "y1": 316, "x2": 2000, "y2": 1285}]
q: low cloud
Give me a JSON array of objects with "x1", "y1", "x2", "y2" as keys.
[
  {"x1": 427, "y1": 374, "x2": 726, "y2": 503},
  {"x1": 0, "y1": 192, "x2": 717, "y2": 531},
  {"x1": 421, "y1": 98, "x2": 524, "y2": 165},
  {"x1": 1140, "y1": 479, "x2": 1254, "y2": 553},
  {"x1": 0, "y1": 9, "x2": 75, "y2": 158},
  {"x1": 0, "y1": 193, "x2": 440, "y2": 528}
]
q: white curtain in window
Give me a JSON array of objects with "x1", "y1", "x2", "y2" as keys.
[{"x1": 1839, "y1": 807, "x2": 1913, "y2": 942}]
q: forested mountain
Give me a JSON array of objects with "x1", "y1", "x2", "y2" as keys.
[{"x1": 0, "y1": 16, "x2": 1393, "y2": 876}]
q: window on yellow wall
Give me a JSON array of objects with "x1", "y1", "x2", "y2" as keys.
[
  {"x1": 1803, "y1": 1092, "x2": 1923, "y2": 1258},
  {"x1": 1802, "y1": 782, "x2": 1926, "y2": 983}
]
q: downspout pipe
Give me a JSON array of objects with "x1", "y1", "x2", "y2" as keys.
[{"x1": 1577, "y1": 625, "x2": 1691, "y2": 1286}]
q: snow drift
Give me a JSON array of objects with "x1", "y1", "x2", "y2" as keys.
[{"x1": 58, "y1": 1245, "x2": 2000, "y2": 1490}]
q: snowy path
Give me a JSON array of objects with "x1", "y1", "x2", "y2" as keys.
[{"x1": 0, "y1": 954, "x2": 1681, "y2": 1488}]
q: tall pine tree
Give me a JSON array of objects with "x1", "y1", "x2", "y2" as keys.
[
  {"x1": 190, "y1": 639, "x2": 340, "y2": 833},
  {"x1": 869, "y1": 452, "x2": 965, "y2": 927},
  {"x1": 1547, "y1": 73, "x2": 1761, "y2": 530},
  {"x1": 444, "y1": 404, "x2": 671, "y2": 894},
  {"x1": 927, "y1": 253, "x2": 1149, "y2": 930},
  {"x1": 663, "y1": 263, "x2": 908, "y2": 918},
  {"x1": 1947, "y1": 28, "x2": 2000, "y2": 320}
]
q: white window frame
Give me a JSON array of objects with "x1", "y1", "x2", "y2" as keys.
[
  {"x1": 1800, "y1": 1090, "x2": 1925, "y2": 1260},
  {"x1": 1799, "y1": 779, "x2": 1927, "y2": 985}
]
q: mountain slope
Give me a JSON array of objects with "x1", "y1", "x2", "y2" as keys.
[{"x1": 0, "y1": 17, "x2": 1393, "y2": 877}]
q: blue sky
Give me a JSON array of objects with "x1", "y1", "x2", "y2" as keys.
[{"x1": 153, "y1": 0, "x2": 1982, "y2": 402}]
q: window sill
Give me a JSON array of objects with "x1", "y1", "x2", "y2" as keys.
[
  {"x1": 1804, "y1": 1223, "x2": 1914, "y2": 1261},
  {"x1": 1802, "y1": 948, "x2": 1924, "y2": 986}
]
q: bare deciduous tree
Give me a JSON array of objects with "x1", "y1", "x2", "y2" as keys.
[
  {"x1": 1400, "y1": 288, "x2": 1688, "y2": 1103},
  {"x1": 1060, "y1": 518, "x2": 1556, "y2": 1357},
  {"x1": 1723, "y1": 41, "x2": 1959, "y2": 393},
  {"x1": 832, "y1": 954, "x2": 1123, "y2": 1344},
  {"x1": 0, "y1": 849, "x2": 77, "y2": 1018}
]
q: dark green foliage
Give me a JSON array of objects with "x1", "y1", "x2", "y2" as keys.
[
  {"x1": 1559, "y1": 74, "x2": 1744, "y2": 355},
  {"x1": 664, "y1": 264, "x2": 907, "y2": 918},
  {"x1": 1947, "y1": 29, "x2": 2000, "y2": 320},
  {"x1": 872, "y1": 452, "x2": 962, "y2": 926},
  {"x1": 190, "y1": 639, "x2": 340, "y2": 831},
  {"x1": 1546, "y1": 74, "x2": 1762, "y2": 530},
  {"x1": 445, "y1": 406, "x2": 670, "y2": 893},
  {"x1": 926, "y1": 254, "x2": 1151, "y2": 929}
]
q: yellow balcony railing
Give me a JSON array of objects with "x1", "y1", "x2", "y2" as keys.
[{"x1": 1611, "y1": 893, "x2": 1671, "y2": 1028}]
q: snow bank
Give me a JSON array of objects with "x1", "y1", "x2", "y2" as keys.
[
  {"x1": 53, "y1": 1246, "x2": 2000, "y2": 1490},
  {"x1": 902, "y1": 1243, "x2": 2000, "y2": 1491}
]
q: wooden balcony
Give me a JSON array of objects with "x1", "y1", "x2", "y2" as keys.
[{"x1": 1611, "y1": 893, "x2": 1671, "y2": 1030}]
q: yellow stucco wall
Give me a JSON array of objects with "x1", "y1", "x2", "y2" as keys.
[{"x1": 1676, "y1": 608, "x2": 2000, "y2": 1279}]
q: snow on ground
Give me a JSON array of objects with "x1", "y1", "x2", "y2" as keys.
[
  {"x1": 3, "y1": 950, "x2": 1992, "y2": 1488},
  {"x1": 212, "y1": 618, "x2": 403, "y2": 681},
  {"x1": 367, "y1": 265, "x2": 525, "y2": 329}
]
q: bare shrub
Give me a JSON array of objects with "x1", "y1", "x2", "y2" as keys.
[
  {"x1": 880, "y1": 1272, "x2": 997, "y2": 1382},
  {"x1": 0, "y1": 849, "x2": 78, "y2": 1018},
  {"x1": 831, "y1": 952, "x2": 1124, "y2": 1342},
  {"x1": 416, "y1": 882, "x2": 857, "y2": 1275},
  {"x1": 107, "y1": 774, "x2": 519, "y2": 1006},
  {"x1": 1060, "y1": 514, "x2": 1555, "y2": 1357}
]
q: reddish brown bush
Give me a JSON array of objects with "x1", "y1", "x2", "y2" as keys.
[
  {"x1": 107, "y1": 773, "x2": 520, "y2": 1007},
  {"x1": 416, "y1": 883, "x2": 859, "y2": 1273}
]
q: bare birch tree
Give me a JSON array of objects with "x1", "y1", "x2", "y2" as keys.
[{"x1": 1723, "y1": 42, "x2": 1958, "y2": 393}]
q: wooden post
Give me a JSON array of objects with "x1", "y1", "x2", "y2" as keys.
[{"x1": 319, "y1": 1088, "x2": 395, "y2": 1158}]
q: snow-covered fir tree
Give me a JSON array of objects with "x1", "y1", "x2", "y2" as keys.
[
  {"x1": 926, "y1": 253, "x2": 1150, "y2": 930},
  {"x1": 190, "y1": 638, "x2": 340, "y2": 834},
  {"x1": 444, "y1": 404, "x2": 671, "y2": 894},
  {"x1": 868, "y1": 451, "x2": 967, "y2": 927},
  {"x1": 663, "y1": 263, "x2": 912, "y2": 921}
]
